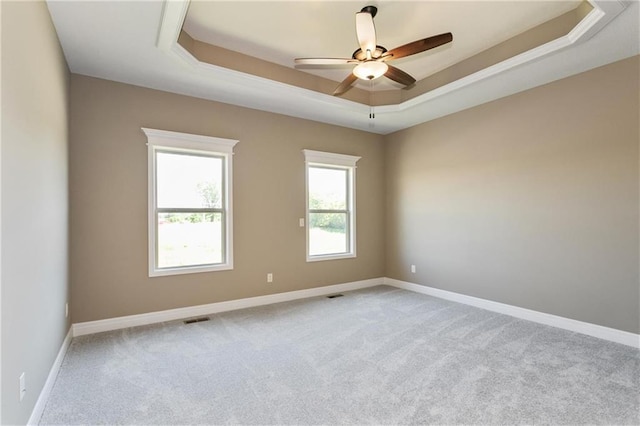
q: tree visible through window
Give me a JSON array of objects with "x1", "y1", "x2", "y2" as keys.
[
  {"x1": 304, "y1": 150, "x2": 360, "y2": 261},
  {"x1": 308, "y1": 166, "x2": 349, "y2": 256},
  {"x1": 143, "y1": 128, "x2": 238, "y2": 277},
  {"x1": 156, "y1": 151, "x2": 224, "y2": 268}
]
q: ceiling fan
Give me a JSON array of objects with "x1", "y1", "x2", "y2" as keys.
[{"x1": 294, "y1": 5, "x2": 453, "y2": 96}]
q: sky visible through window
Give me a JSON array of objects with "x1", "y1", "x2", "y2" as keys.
[
  {"x1": 308, "y1": 167, "x2": 346, "y2": 209},
  {"x1": 157, "y1": 152, "x2": 222, "y2": 208}
]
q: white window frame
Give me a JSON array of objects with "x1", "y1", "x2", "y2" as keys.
[
  {"x1": 303, "y1": 149, "x2": 361, "y2": 262},
  {"x1": 143, "y1": 128, "x2": 238, "y2": 277}
]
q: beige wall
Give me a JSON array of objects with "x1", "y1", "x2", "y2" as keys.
[
  {"x1": 1, "y1": 1, "x2": 70, "y2": 424},
  {"x1": 385, "y1": 56, "x2": 640, "y2": 333},
  {"x1": 69, "y1": 75, "x2": 386, "y2": 323},
  {"x1": 70, "y1": 57, "x2": 639, "y2": 334}
]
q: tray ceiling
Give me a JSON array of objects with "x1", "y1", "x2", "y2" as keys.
[
  {"x1": 46, "y1": 0, "x2": 639, "y2": 134},
  {"x1": 183, "y1": 1, "x2": 581, "y2": 91}
]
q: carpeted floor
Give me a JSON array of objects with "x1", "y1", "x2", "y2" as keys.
[{"x1": 40, "y1": 286, "x2": 639, "y2": 425}]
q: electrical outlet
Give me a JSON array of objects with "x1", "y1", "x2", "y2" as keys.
[
  {"x1": 267, "y1": 273, "x2": 273, "y2": 283},
  {"x1": 299, "y1": 218, "x2": 305, "y2": 227},
  {"x1": 19, "y1": 372, "x2": 26, "y2": 402},
  {"x1": 65, "y1": 303, "x2": 69, "y2": 318},
  {"x1": 411, "y1": 264, "x2": 416, "y2": 273}
]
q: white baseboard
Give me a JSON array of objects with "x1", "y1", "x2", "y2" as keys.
[
  {"x1": 71, "y1": 276, "x2": 638, "y2": 349},
  {"x1": 28, "y1": 327, "x2": 73, "y2": 425},
  {"x1": 385, "y1": 277, "x2": 640, "y2": 349},
  {"x1": 73, "y1": 277, "x2": 383, "y2": 337}
]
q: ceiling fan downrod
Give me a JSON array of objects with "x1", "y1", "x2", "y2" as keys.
[{"x1": 360, "y1": 5, "x2": 378, "y2": 18}]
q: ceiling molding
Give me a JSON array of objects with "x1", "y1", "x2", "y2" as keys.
[
  {"x1": 379, "y1": 0, "x2": 628, "y2": 115},
  {"x1": 568, "y1": 0, "x2": 631, "y2": 43},
  {"x1": 152, "y1": 0, "x2": 633, "y2": 135},
  {"x1": 156, "y1": 1, "x2": 190, "y2": 52}
]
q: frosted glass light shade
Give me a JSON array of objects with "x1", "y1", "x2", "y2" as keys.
[{"x1": 353, "y1": 61, "x2": 388, "y2": 80}]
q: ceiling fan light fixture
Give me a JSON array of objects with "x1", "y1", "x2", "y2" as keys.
[
  {"x1": 295, "y1": 5, "x2": 452, "y2": 95},
  {"x1": 353, "y1": 61, "x2": 388, "y2": 80}
]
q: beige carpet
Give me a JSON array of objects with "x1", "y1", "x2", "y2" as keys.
[{"x1": 39, "y1": 286, "x2": 639, "y2": 424}]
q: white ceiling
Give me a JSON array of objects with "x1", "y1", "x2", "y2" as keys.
[
  {"x1": 184, "y1": 1, "x2": 581, "y2": 91},
  {"x1": 46, "y1": 1, "x2": 639, "y2": 135}
]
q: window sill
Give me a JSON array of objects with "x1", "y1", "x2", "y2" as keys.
[
  {"x1": 306, "y1": 253, "x2": 356, "y2": 262},
  {"x1": 149, "y1": 263, "x2": 233, "y2": 277}
]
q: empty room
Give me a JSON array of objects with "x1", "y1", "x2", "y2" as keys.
[{"x1": 1, "y1": 0, "x2": 639, "y2": 424}]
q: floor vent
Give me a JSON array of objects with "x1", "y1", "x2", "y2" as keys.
[
  {"x1": 326, "y1": 294, "x2": 344, "y2": 299},
  {"x1": 184, "y1": 317, "x2": 210, "y2": 324}
]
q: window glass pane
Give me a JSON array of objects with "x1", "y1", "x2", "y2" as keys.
[
  {"x1": 308, "y1": 167, "x2": 347, "y2": 210},
  {"x1": 157, "y1": 152, "x2": 223, "y2": 209},
  {"x1": 157, "y1": 212, "x2": 223, "y2": 268},
  {"x1": 309, "y1": 212, "x2": 347, "y2": 256}
]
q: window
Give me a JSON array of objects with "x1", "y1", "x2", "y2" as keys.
[
  {"x1": 303, "y1": 150, "x2": 360, "y2": 261},
  {"x1": 143, "y1": 128, "x2": 238, "y2": 277}
]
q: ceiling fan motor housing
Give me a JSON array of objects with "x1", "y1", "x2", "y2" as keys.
[{"x1": 352, "y1": 45, "x2": 387, "y2": 61}]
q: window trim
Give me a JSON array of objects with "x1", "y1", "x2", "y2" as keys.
[
  {"x1": 303, "y1": 150, "x2": 361, "y2": 262},
  {"x1": 143, "y1": 128, "x2": 238, "y2": 277}
]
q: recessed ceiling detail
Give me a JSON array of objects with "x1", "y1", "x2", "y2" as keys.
[
  {"x1": 177, "y1": 2, "x2": 591, "y2": 107},
  {"x1": 46, "y1": 0, "x2": 638, "y2": 135},
  {"x1": 183, "y1": 1, "x2": 583, "y2": 91}
]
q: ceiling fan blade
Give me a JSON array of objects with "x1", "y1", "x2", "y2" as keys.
[
  {"x1": 355, "y1": 11, "x2": 376, "y2": 56},
  {"x1": 295, "y1": 58, "x2": 357, "y2": 66},
  {"x1": 384, "y1": 65, "x2": 416, "y2": 87},
  {"x1": 333, "y1": 73, "x2": 358, "y2": 96},
  {"x1": 383, "y1": 32, "x2": 453, "y2": 61}
]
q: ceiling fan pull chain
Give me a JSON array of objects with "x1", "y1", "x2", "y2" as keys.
[
  {"x1": 368, "y1": 78, "x2": 375, "y2": 129},
  {"x1": 370, "y1": 78, "x2": 375, "y2": 119}
]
